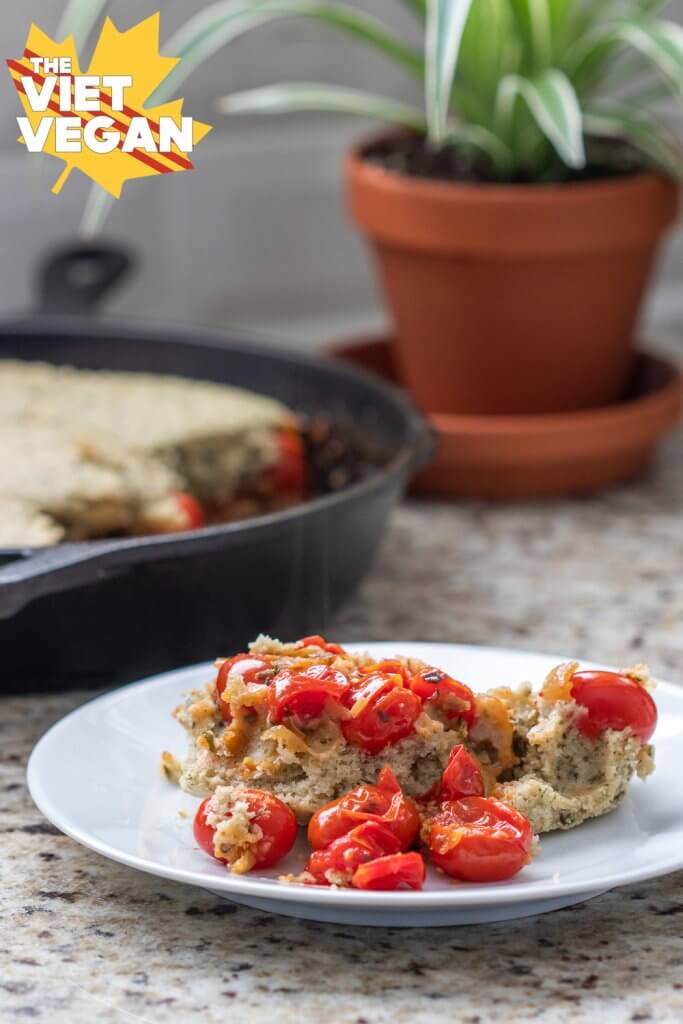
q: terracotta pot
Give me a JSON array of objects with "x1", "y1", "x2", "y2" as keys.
[{"x1": 345, "y1": 138, "x2": 680, "y2": 415}]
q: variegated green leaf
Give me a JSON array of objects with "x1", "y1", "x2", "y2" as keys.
[
  {"x1": 80, "y1": 185, "x2": 115, "y2": 240},
  {"x1": 59, "y1": 0, "x2": 112, "y2": 236},
  {"x1": 425, "y1": 0, "x2": 473, "y2": 143},
  {"x1": 456, "y1": 0, "x2": 520, "y2": 116},
  {"x1": 509, "y1": 0, "x2": 553, "y2": 72},
  {"x1": 584, "y1": 106, "x2": 683, "y2": 180},
  {"x1": 497, "y1": 68, "x2": 586, "y2": 166},
  {"x1": 217, "y1": 83, "x2": 427, "y2": 131},
  {"x1": 567, "y1": 16, "x2": 683, "y2": 97},
  {"x1": 618, "y1": 19, "x2": 683, "y2": 97},
  {"x1": 547, "y1": 0, "x2": 578, "y2": 60},
  {"x1": 153, "y1": 0, "x2": 423, "y2": 106}
]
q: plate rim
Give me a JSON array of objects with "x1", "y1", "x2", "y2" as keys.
[{"x1": 27, "y1": 641, "x2": 683, "y2": 910}]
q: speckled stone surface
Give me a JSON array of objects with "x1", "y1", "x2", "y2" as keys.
[{"x1": 4, "y1": 431, "x2": 683, "y2": 1023}]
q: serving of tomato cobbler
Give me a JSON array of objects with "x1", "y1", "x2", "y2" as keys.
[{"x1": 162, "y1": 635, "x2": 656, "y2": 891}]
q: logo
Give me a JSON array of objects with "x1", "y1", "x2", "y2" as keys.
[{"x1": 6, "y1": 14, "x2": 212, "y2": 197}]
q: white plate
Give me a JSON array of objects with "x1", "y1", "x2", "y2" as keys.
[{"x1": 28, "y1": 643, "x2": 683, "y2": 927}]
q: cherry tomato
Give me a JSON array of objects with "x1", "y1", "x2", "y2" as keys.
[
  {"x1": 193, "y1": 797, "x2": 218, "y2": 858},
  {"x1": 570, "y1": 670, "x2": 657, "y2": 743},
  {"x1": 352, "y1": 851, "x2": 425, "y2": 891},
  {"x1": 268, "y1": 664, "x2": 351, "y2": 723},
  {"x1": 410, "y1": 667, "x2": 476, "y2": 727},
  {"x1": 418, "y1": 745, "x2": 485, "y2": 805},
  {"x1": 270, "y1": 429, "x2": 307, "y2": 498},
  {"x1": 308, "y1": 765, "x2": 420, "y2": 851},
  {"x1": 172, "y1": 492, "x2": 205, "y2": 530},
  {"x1": 193, "y1": 789, "x2": 297, "y2": 871},
  {"x1": 341, "y1": 673, "x2": 422, "y2": 754},
  {"x1": 306, "y1": 820, "x2": 401, "y2": 885},
  {"x1": 372, "y1": 659, "x2": 413, "y2": 684},
  {"x1": 427, "y1": 796, "x2": 533, "y2": 883},
  {"x1": 297, "y1": 635, "x2": 346, "y2": 655},
  {"x1": 439, "y1": 745, "x2": 485, "y2": 801},
  {"x1": 215, "y1": 654, "x2": 272, "y2": 722}
]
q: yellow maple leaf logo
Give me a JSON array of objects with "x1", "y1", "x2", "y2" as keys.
[{"x1": 6, "y1": 14, "x2": 212, "y2": 198}]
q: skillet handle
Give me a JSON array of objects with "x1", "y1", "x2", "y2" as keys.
[
  {"x1": 37, "y1": 242, "x2": 134, "y2": 314},
  {"x1": 0, "y1": 542, "x2": 129, "y2": 619},
  {"x1": 0, "y1": 531, "x2": 223, "y2": 619}
]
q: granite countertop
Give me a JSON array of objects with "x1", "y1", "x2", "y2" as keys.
[{"x1": 3, "y1": 432, "x2": 683, "y2": 1023}]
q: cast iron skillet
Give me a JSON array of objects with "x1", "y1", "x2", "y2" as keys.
[{"x1": 0, "y1": 245, "x2": 432, "y2": 692}]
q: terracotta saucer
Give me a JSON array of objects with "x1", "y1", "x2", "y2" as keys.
[{"x1": 329, "y1": 336, "x2": 683, "y2": 499}]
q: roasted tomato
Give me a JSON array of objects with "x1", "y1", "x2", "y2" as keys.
[
  {"x1": 352, "y1": 851, "x2": 425, "y2": 891},
  {"x1": 215, "y1": 654, "x2": 272, "y2": 722},
  {"x1": 410, "y1": 667, "x2": 476, "y2": 727},
  {"x1": 308, "y1": 765, "x2": 420, "y2": 851},
  {"x1": 193, "y1": 797, "x2": 218, "y2": 859},
  {"x1": 438, "y1": 745, "x2": 485, "y2": 802},
  {"x1": 172, "y1": 491, "x2": 205, "y2": 530},
  {"x1": 297, "y1": 635, "x2": 346, "y2": 655},
  {"x1": 341, "y1": 673, "x2": 422, "y2": 754},
  {"x1": 418, "y1": 745, "x2": 485, "y2": 805},
  {"x1": 193, "y1": 789, "x2": 297, "y2": 872},
  {"x1": 268, "y1": 664, "x2": 351, "y2": 723},
  {"x1": 427, "y1": 796, "x2": 533, "y2": 883},
  {"x1": 270, "y1": 429, "x2": 307, "y2": 498},
  {"x1": 570, "y1": 670, "x2": 657, "y2": 743},
  {"x1": 371, "y1": 659, "x2": 413, "y2": 684},
  {"x1": 306, "y1": 820, "x2": 401, "y2": 885}
]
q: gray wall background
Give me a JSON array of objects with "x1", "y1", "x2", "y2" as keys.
[{"x1": 1, "y1": 0, "x2": 681, "y2": 350}]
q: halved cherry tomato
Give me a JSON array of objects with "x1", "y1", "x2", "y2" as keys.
[
  {"x1": 410, "y1": 667, "x2": 476, "y2": 727},
  {"x1": 215, "y1": 654, "x2": 272, "y2": 722},
  {"x1": 341, "y1": 673, "x2": 422, "y2": 754},
  {"x1": 570, "y1": 670, "x2": 657, "y2": 743},
  {"x1": 427, "y1": 796, "x2": 533, "y2": 883},
  {"x1": 308, "y1": 765, "x2": 420, "y2": 851},
  {"x1": 268, "y1": 664, "x2": 350, "y2": 723},
  {"x1": 172, "y1": 492, "x2": 205, "y2": 530},
  {"x1": 352, "y1": 851, "x2": 425, "y2": 891},
  {"x1": 306, "y1": 820, "x2": 401, "y2": 885},
  {"x1": 297, "y1": 635, "x2": 346, "y2": 655},
  {"x1": 193, "y1": 789, "x2": 297, "y2": 871},
  {"x1": 418, "y1": 745, "x2": 485, "y2": 805},
  {"x1": 270, "y1": 429, "x2": 307, "y2": 498},
  {"x1": 409, "y1": 667, "x2": 448, "y2": 701},
  {"x1": 372, "y1": 659, "x2": 413, "y2": 685},
  {"x1": 193, "y1": 797, "x2": 218, "y2": 858},
  {"x1": 439, "y1": 745, "x2": 485, "y2": 801}
]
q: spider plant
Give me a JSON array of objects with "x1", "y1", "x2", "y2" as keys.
[
  {"x1": 65, "y1": 0, "x2": 683, "y2": 235},
  {"x1": 194, "y1": 0, "x2": 682, "y2": 181}
]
